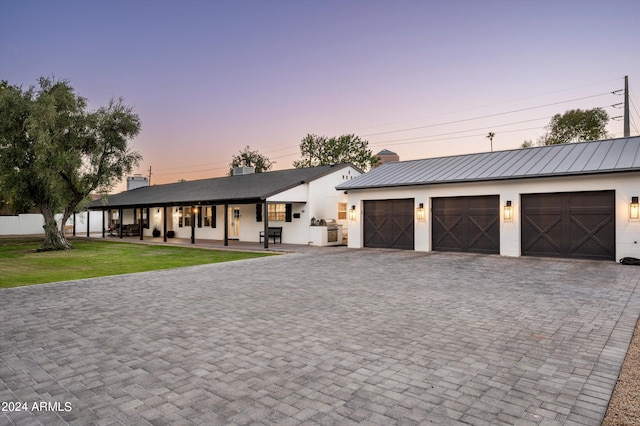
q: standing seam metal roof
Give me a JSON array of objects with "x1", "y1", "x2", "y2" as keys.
[{"x1": 336, "y1": 137, "x2": 640, "y2": 190}]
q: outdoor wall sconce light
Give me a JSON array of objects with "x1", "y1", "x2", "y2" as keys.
[
  {"x1": 504, "y1": 201, "x2": 513, "y2": 221},
  {"x1": 416, "y1": 203, "x2": 426, "y2": 221},
  {"x1": 348, "y1": 205, "x2": 357, "y2": 221},
  {"x1": 631, "y1": 196, "x2": 639, "y2": 220}
]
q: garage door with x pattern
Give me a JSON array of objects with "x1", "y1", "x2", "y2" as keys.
[
  {"x1": 521, "y1": 190, "x2": 615, "y2": 260},
  {"x1": 432, "y1": 195, "x2": 500, "y2": 254},
  {"x1": 363, "y1": 199, "x2": 414, "y2": 250}
]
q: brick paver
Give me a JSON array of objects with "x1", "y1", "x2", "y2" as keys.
[{"x1": 1, "y1": 250, "x2": 639, "y2": 425}]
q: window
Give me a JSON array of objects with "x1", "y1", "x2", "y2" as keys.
[
  {"x1": 268, "y1": 204, "x2": 286, "y2": 221},
  {"x1": 268, "y1": 204, "x2": 292, "y2": 222},
  {"x1": 338, "y1": 202, "x2": 347, "y2": 220},
  {"x1": 142, "y1": 208, "x2": 149, "y2": 229},
  {"x1": 177, "y1": 207, "x2": 183, "y2": 227},
  {"x1": 203, "y1": 207, "x2": 212, "y2": 227},
  {"x1": 184, "y1": 207, "x2": 192, "y2": 227}
]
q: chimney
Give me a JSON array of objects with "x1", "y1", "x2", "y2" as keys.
[
  {"x1": 375, "y1": 149, "x2": 399, "y2": 167},
  {"x1": 232, "y1": 166, "x2": 256, "y2": 176},
  {"x1": 127, "y1": 174, "x2": 149, "y2": 190}
]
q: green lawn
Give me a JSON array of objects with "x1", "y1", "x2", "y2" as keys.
[{"x1": 0, "y1": 237, "x2": 275, "y2": 288}]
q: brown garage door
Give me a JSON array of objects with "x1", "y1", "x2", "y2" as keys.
[
  {"x1": 363, "y1": 199, "x2": 414, "y2": 250},
  {"x1": 521, "y1": 191, "x2": 615, "y2": 260},
  {"x1": 432, "y1": 195, "x2": 500, "y2": 254}
]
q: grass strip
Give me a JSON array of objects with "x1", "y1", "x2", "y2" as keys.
[{"x1": 0, "y1": 238, "x2": 274, "y2": 288}]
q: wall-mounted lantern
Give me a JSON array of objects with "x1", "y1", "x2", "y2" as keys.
[
  {"x1": 348, "y1": 205, "x2": 357, "y2": 221},
  {"x1": 631, "y1": 196, "x2": 639, "y2": 220},
  {"x1": 504, "y1": 200, "x2": 513, "y2": 221},
  {"x1": 416, "y1": 203, "x2": 426, "y2": 222}
]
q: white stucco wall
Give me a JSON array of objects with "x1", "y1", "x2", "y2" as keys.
[
  {"x1": 264, "y1": 165, "x2": 361, "y2": 245},
  {"x1": 345, "y1": 172, "x2": 640, "y2": 260},
  {"x1": 0, "y1": 211, "x2": 105, "y2": 235},
  {"x1": 0, "y1": 214, "x2": 45, "y2": 235}
]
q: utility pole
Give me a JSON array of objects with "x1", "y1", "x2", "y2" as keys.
[
  {"x1": 624, "y1": 75, "x2": 630, "y2": 137},
  {"x1": 148, "y1": 166, "x2": 152, "y2": 186}
]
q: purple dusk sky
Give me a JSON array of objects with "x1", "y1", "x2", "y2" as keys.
[{"x1": 2, "y1": 0, "x2": 640, "y2": 187}]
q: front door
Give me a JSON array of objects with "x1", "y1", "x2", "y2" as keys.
[{"x1": 227, "y1": 206, "x2": 240, "y2": 239}]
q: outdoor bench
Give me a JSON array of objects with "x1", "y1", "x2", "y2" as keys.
[
  {"x1": 259, "y1": 227, "x2": 282, "y2": 244},
  {"x1": 118, "y1": 224, "x2": 140, "y2": 237}
]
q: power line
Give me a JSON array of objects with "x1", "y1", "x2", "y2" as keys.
[
  {"x1": 366, "y1": 102, "x2": 618, "y2": 146},
  {"x1": 368, "y1": 116, "x2": 553, "y2": 145},
  {"x1": 349, "y1": 77, "x2": 622, "y2": 133},
  {"x1": 369, "y1": 126, "x2": 548, "y2": 148},
  {"x1": 361, "y1": 92, "x2": 615, "y2": 137}
]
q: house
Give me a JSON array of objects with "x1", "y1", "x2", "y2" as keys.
[
  {"x1": 336, "y1": 136, "x2": 640, "y2": 261},
  {"x1": 88, "y1": 164, "x2": 361, "y2": 248}
]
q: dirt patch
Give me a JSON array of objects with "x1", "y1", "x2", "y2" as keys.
[{"x1": 602, "y1": 317, "x2": 640, "y2": 425}]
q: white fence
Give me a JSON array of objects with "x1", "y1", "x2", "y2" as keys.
[{"x1": 0, "y1": 212, "x2": 105, "y2": 236}]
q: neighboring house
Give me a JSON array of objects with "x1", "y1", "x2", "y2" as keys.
[
  {"x1": 88, "y1": 164, "x2": 361, "y2": 248},
  {"x1": 337, "y1": 136, "x2": 640, "y2": 261}
]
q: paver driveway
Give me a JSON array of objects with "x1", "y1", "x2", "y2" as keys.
[{"x1": 1, "y1": 249, "x2": 640, "y2": 425}]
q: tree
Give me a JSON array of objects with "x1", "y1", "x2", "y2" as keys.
[
  {"x1": 293, "y1": 134, "x2": 378, "y2": 171},
  {"x1": 228, "y1": 145, "x2": 273, "y2": 175},
  {"x1": 522, "y1": 108, "x2": 609, "y2": 148},
  {"x1": 546, "y1": 108, "x2": 609, "y2": 145},
  {"x1": 0, "y1": 77, "x2": 141, "y2": 251},
  {"x1": 486, "y1": 132, "x2": 495, "y2": 152}
]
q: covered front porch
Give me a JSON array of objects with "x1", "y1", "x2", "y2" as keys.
[{"x1": 89, "y1": 200, "x2": 296, "y2": 249}]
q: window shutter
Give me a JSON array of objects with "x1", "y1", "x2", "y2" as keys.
[
  {"x1": 145, "y1": 208, "x2": 150, "y2": 229},
  {"x1": 285, "y1": 203, "x2": 292, "y2": 222},
  {"x1": 197, "y1": 208, "x2": 202, "y2": 228},
  {"x1": 212, "y1": 206, "x2": 216, "y2": 228},
  {"x1": 256, "y1": 204, "x2": 262, "y2": 222}
]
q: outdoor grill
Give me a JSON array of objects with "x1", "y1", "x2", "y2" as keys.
[{"x1": 326, "y1": 219, "x2": 338, "y2": 243}]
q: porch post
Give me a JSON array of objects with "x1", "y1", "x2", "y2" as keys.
[
  {"x1": 191, "y1": 206, "x2": 196, "y2": 244},
  {"x1": 102, "y1": 210, "x2": 105, "y2": 238},
  {"x1": 86, "y1": 210, "x2": 90, "y2": 238},
  {"x1": 140, "y1": 208, "x2": 144, "y2": 240},
  {"x1": 163, "y1": 206, "x2": 167, "y2": 242},
  {"x1": 73, "y1": 212, "x2": 76, "y2": 236},
  {"x1": 224, "y1": 203, "x2": 229, "y2": 246},
  {"x1": 118, "y1": 208, "x2": 123, "y2": 238},
  {"x1": 264, "y1": 201, "x2": 269, "y2": 249}
]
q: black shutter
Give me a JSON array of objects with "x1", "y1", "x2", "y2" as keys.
[
  {"x1": 256, "y1": 204, "x2": 262, "y2": 222},
  {"x1": 285, "y1": 204, "x2": 292, "y2": 222},
  {"x1": 197, "y1": 208, "x2": 202, "y2": 228},
  {"x1": 145, "y1": 208, "x2": 150, "y2": 229},
  {"x1": 212, "y1": 206, "x2": 216, "y2": 228}
]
